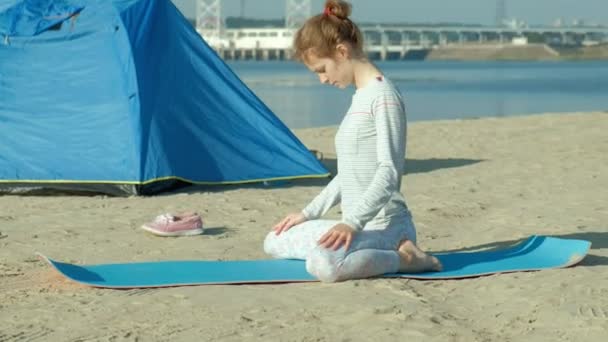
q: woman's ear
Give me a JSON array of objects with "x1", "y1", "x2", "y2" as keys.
[{"x1": 335, "y1": 43, "x2": 350, "y2": 60}]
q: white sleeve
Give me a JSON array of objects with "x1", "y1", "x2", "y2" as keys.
[
  {"x1": 341, "y1": 93, "x2": 405, "y2": 231},
  {"x1": 301, "y1": 173, "x2": 341, "y2": 219}
]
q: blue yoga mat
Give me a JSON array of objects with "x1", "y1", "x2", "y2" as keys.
[{"x1": 39, "y1": 236, "x2": 590, "y2": 288}]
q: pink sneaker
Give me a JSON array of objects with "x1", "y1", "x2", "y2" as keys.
[{"x1": 141, "y1": 213, "x2": 204, "y2": 237}]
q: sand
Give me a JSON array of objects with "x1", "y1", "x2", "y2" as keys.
[{"x1": 1, "y1": 111, "x2": 607, "y2": 341}]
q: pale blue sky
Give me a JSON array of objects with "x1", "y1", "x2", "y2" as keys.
[{"x1": 172, "y1": 0, "x2": 607, "y2": 26}]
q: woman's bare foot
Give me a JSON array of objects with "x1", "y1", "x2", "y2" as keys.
[{"x1": 397, "y1": 240, "x2": 443, "y2": 273}]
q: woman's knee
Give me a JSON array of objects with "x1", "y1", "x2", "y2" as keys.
[
  {"x1": 264, "y1": 231, "x2": 305, "y2": 259},
  {"x1": 306, "y1": 248, "x2": 344, "y2": 283},
  {"x1": 263, "y1": 231, "x2": 280, "y2": 257}
]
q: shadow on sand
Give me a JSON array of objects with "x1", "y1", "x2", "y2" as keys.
[{"x1": 174, "y1": 157, "x2": 484, "y2": 194}]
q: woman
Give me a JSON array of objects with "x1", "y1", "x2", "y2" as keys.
[{"x1": 264, "y1": 0, "x2": 442, "y2": 282}]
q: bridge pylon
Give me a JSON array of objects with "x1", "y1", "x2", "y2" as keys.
[
  {"x1": 196, "y1": 0, "x2": 223, "y2": 46},
  {"x1": 495, "y1": 0, "x2": 507, "y2": 26},
  {"x1": 285, "y1": 0, "x2": 311, "y2": 30}
]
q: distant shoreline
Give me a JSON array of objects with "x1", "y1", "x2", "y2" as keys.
[
  {"x1": 218, "y1": 44, "x2": 608, "y2": 62},
  {"x1": 425, "y1": 43, "x2": 608, "y2": 61}
]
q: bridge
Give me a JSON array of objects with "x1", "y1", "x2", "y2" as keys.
[
  {"x1": 194, "y1": 0, "x2": 608, "y2": 60},
  {"x1": 203, "y1": 25, "x2": 608, "y2": 61},
  {"x1": 359, "y1": 25, "x2": 608, "y2": 60}
]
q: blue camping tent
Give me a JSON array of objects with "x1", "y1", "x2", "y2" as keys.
[{"x1": 0, "y1": 0, "x2": 328, "y2": 195}]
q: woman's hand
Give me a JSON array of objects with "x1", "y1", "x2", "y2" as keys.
[
  {"x1": 272, "y1": 212, "x2": 307, "y2": 235},
  {"x1": 318, "y1": 223, "x2": 356, "y2": 251}
]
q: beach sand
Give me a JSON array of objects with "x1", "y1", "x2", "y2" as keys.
[{"x1": 1, "y1": 111, "x2": 607, "y2": 341}]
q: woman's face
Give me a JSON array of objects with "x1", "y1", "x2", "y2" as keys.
[{"x1": 303, "y1": 48, "x2": 353, "y2": 89}]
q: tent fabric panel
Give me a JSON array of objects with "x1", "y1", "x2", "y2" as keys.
[
  {"x1": 0, "y1": 0, "x2": 141, "y2": 183},
  {"x1": 119, "y1": 0, "x2": 328, "y2": 183}
]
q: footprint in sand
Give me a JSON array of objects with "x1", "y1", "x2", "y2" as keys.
[
  {"x1": 0, "y1": 326, "x2": 53, "y2": 342},
  {"x1": 372, "y1": 304, "x2": 417, "y2": 321},
  {"x1": 372, "y1": 280, "x2": 428, "y2": 302},
  {"x1": 566, "y1": 286, "x2": 608, "y2": 320},
  {"x1": 576, "y1": 305, "x2": 608, "y2": 320},
  {"x1": 0, "y1": 263, "x2": 22, "y2": 279}
]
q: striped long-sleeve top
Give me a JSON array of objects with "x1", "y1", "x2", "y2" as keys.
[{"x1": 302, "y1": 76, "x2": 410, "y2": 231}]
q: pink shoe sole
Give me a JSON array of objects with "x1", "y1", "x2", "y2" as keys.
[{"x1": 140, "y1": 224, "x2": 204, "y2": 237}]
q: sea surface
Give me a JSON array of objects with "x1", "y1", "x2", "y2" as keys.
[{"x1": 227, "y1": 60, "x2": 608, "y2": 129}]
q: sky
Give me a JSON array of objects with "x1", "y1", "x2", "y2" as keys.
[{"x1": 172, "y1": 0, "x2": 607, "y2": 26}]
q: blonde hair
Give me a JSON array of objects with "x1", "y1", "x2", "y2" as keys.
[{"x1": 293, "y1": 0, "x2": 364, "y2": 61}]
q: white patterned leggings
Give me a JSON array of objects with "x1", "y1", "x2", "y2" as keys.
[{"x1": 263, "y1": 217, "x2": 417, "y2": 282}]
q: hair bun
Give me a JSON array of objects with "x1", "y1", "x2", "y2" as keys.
[{"x1": 324, "y1": 0, "x2": 351, "y2": 20}]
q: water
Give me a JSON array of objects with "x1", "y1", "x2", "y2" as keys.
[{"x1": 227, "y1": 60, "x2": 608, "y2": 129}]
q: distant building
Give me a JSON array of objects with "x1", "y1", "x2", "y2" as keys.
[
  {"x1": 503, "y1": 18, "x2": 528, "y2": 29},
  {"x1": 223, "y1": 28, "x2": 294, "y2": 49},
  {"x1": 512, "y1": 36, "x2": 528, "y2": 45},
  {"x1": 553, "y1": 18, "x2": 564, "y2": 28},
  {"x1": 572, "y1": 19, "x2": 585, "y2": 27}
]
